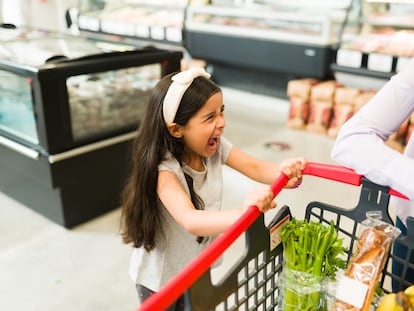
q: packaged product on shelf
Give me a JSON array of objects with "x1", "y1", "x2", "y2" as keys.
[
  {"x1": 309, "y1": 80, "x2": 337, "y2": 102},
  {"x1": 386, "y1": 133, "x2": 405, "y2": 153},
  {"x1": 405, "y1": 112, "x2": 414, "y2": 146},
  {"x1": 334, "y1": 86, "x2": 361, "y2": 106},
  {"x1": 328, "y1": 86, "x2": 360, "y2": 138},
  {"x1": 354, "y1": 90, "x2": 377, "y2": 112},
  {"x1": 306, "y1": 80, "x2": 337, "y2": 134},
  {"x1": 287, "y1": 78, "x2": 318, "y2": 99},
  {"x1": 286, "y1": 79, "x2": 318, "y2": 130},
  {"x1": 286, "y1": 96, "x2": 310, "y2": 130},
  {"x1": 333, "y1": 214, "x2": 401, "y2": 311},
  {"x1": 385, "y1": 117, "x2": 409, "y2": 153}
]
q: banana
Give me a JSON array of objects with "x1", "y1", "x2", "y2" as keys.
[
  {"x1": 376, "y1": 286, "x2": 414, "y2": 311},
  {"x1": 405, "y1": 286, "x2": 414, "y2": 311},
  {"x1": 397, "y1": 291, "x2": 414, "y2": 311},
  {"x1": 405, "y1": 285, "x2": 414, "y2": 297},
  {"x1": 376, "y1": 293, "x2": 401, "y2": 311}
]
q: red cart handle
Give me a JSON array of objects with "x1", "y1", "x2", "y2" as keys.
[
  {"x1": 137, "y1": 162, "x2": 408, "y2": 311},
  {"x1": 138, "y1": 172, "x2": 289, "y2": 311},
  {"x1": 302, "y1": 162, "x2": 408, "y2": 200}
]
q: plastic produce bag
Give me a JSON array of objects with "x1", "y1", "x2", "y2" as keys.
[
  {"x1": 278, "y1": 267, "x2": 329, "y2": 311},
  {"x1": 278, "y1": 218, "x2": 347, "y2": 311}
]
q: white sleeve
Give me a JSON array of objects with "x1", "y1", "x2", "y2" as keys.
[
  {"x1": 331, "y1": 58, "x2": 414, "y2": 201},
  {"x1": 220, "y1": 136, "x2": 233, "y2": 164}
]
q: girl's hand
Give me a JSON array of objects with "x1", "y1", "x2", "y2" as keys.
[
  {"x1": 278, "y1": 157, "x2": 306, "y2": 189},
  {"x1": 243, "y1": 186, "x2": 276, "y2": 213}
]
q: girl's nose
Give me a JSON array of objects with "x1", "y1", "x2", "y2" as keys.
[{"x1": 217, "y1": 114, "x2": 226, "y2": 129}]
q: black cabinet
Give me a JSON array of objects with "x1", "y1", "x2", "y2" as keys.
[{"x1": 0, "y1": 28, "x2": 182, "y2": 227}]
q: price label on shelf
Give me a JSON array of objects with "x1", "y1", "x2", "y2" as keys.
[
  {"x1": 78, "y1": 15, "x2": 100, "y2": 32},
  {"x1": 136, "y1": 24, "x2": 150, "y2": 38},
  {"x1": 336, "y1": 49, "x2": 363, "y2": 68},
  {"x1": 396, "y1": 56, "x2": 412, "y2": 72},
  {"x1": 367, "y1": 53, "x2": 393, "y2": 72},
  {"x1": 150, "y1": 26, "x2": 165, "y2": 40},
  {"x1": 101, "y1": 20, "x2": 135, "y2": 36},
  {"x1": 165, "y1": 27, "x2": 182, "y2": 43}
]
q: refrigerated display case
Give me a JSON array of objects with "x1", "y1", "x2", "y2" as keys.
[
  {"x1": 76, "y1": 0, "x2": 188, "y2": 47},
  {"x1": 0, "y1": 27, "x2": 182, "y2": 228},
  {"x1": 183, "y1": 1, "x2": 350, "y2": 96},
  {"x1": 331, "y1": 0, "x2": 414, "y2": 89}
]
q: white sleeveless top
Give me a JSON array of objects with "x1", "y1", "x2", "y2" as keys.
[{"x1": 129, "y1": 136, "x2": 233, "y2": 291}]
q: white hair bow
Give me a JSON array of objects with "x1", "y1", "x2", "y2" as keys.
[{"x1": 163, "y1": 67, "x2": 211, "y2": 125}]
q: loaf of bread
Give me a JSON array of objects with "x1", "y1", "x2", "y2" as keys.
[{"x1": 333, "y1": 226, "x2": 393, "y2": 311}]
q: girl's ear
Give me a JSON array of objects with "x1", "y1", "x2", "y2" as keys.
[{"x1": 167, "y1": 123, "x2": 183, "y2": 138}]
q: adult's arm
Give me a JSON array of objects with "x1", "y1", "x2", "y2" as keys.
[{"x1": 331, "y1": 58, "x2": 414, "y2": 200}]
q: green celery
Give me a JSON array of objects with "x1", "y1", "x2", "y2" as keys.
[{"x1": 280, "y1": 218, "x2": 347, "y2": 311}]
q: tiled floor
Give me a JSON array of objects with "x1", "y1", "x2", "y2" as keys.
[{"x1": 0, "y1": 87, "x2": 362, "y2": 311}]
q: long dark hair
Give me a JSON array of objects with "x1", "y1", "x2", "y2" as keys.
[{"x1": 120, "y1": 71, "x2": 221, "y2": 251}]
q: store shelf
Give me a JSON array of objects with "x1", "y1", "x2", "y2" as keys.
[
  {"x1": 184, "y1": 2, "x2": 349, "y2": 95},
  {"x1": 185, "y1": 5, "x2": 346, "y2": 46},
  {"x1": 76, "y1": 1, "x2": 186, "y2": 47},
  {"x1": 73, "y1": 1, "x2": 351, "y2": 95},
  {"x1": 332, "y1": 0, "x2": 414, "y2": 87}
]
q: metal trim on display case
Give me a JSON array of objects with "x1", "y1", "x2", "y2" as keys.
[
  {"x1": 47, "y1": 131, "x2": 136, "y2": 163},
  {"x1": 0, "y1": 135, "x2": 40, "y2": 159}
]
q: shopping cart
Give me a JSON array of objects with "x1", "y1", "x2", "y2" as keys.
[{"x1": 138, "y1": 162, "x2": 414, "y2": 311}]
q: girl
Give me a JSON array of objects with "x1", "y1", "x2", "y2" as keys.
[{"x1": 120, "y1": 67, "x2": 306, "y2": 310}]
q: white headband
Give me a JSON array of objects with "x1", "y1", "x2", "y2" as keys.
[{"x1": 162, "y1": 67, "x2": 211, "y2": 125}]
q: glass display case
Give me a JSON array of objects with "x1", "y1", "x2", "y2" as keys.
[
  {"x1": 0, "y1": 27, "x2": 182, "y2": 228},
  {"x1": 185, "y1": 2, "x2": 348, "y2": 46},
  {"x1": 183, "y1": 1, "x2": 351, "y2": 96},
  {"x1": 0, "y1": 71, "x2": 37, "y2": 144},
  {"x1": 0, "y1": 28, "x2": 181, "y2": 154},
  {"x1": 331, "y1": 0, "x2": 414, "y2": 89},
  {"x1": 67, "y1": 64, "x2": 157, "y2": 143},
  {"x1": 76, "y1": 0, "x2": 188, "y2": 46}
]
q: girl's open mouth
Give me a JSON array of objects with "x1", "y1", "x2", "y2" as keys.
[{"x1": 208, "y1": 136, "x2": 219, "y2": 149}]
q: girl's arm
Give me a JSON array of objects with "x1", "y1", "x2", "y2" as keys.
[
  {"x1": 225, "y1": 145, "x2": 306, "y2": 188},
  {"x1": 157, "y1": 170, "x2": 275, "y2": 237}
]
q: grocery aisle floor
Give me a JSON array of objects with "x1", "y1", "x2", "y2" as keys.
[{"x1": 0, "y1": 87, "x2": 361, "y2": 311}]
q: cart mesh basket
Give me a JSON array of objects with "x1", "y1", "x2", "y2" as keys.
[
  {"x1": 305, "y1": 177, "x2": 414, "y2": 293},
  {"x1": 184, "y1": 205, "x2": 290, "y2": 311}
]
